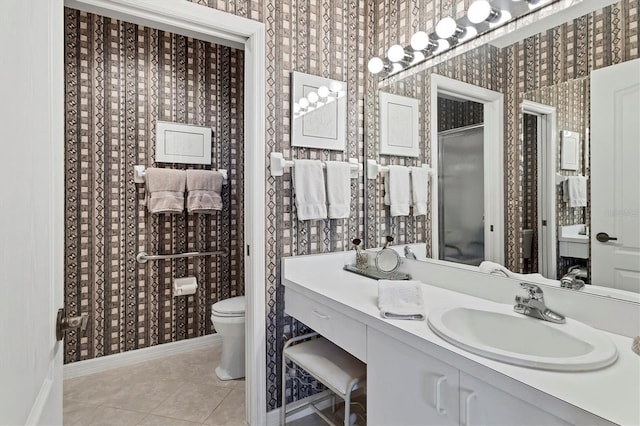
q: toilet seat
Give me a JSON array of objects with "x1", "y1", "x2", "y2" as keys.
[{"x1": 211, "y1": 295, "x2": 245, "y2": 317}]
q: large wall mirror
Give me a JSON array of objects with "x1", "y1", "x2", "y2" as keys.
[{"x1": 364, "y1": 0, "x2": 640, "y2": 301}]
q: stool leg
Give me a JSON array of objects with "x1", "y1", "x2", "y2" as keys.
[{"x1": 281, "y1": 355, "x2": 287, "y2": 426}]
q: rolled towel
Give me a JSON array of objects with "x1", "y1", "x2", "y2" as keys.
[
  {"x1": 325, "y1": 161, "x2": 351, "y2": 219},
  {"x1": 145, "y1": 168, "x2": 186, "y2": 214},
  {"x1": 563, "y1": 176, "x2": 588, "y2": 208},
  {"x1": 478, "y1": 261, "x2": 514, "y2": 278},
  {"x1": 632, "y1": 337, "x2": 640, "y2": 357},
  {"x1": 293, "y1": 160, "x2": 327, "y2": 221},
  {"x1": 186, "y1": 169, "x2": 223, "y2": 214},
  {"x1": 409, "y1": 166, "x2": 429, "y2": 216},
  {"x1": 384, "y1": 165, "x2": 411, "y2": 217},
  {"x1": 378, "y1": 280, "x2": 425, "y2": 320}
]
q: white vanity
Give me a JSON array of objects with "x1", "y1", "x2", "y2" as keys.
[{"x1": 282, "y1": 253, "x2": 640, "y2": 426}]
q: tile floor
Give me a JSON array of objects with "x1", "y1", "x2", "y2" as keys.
[{"x1": 63, "y1": 347, "x2": 245, "y2": 426}]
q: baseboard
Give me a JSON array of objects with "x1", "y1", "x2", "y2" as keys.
[
  {"x1": 265, "y1": 390, "x2": 334, "y2": 426},
  {"x1": 63, "y1": 334, "x2": 222, "y2": 380}
]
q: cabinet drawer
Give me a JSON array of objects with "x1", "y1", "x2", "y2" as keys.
[{"x1": 285, "y1": 288, "x2": 367, "y2": 362}]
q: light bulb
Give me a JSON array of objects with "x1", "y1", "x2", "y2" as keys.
[
  {"x1": 329, "y1": 81, "x2": 343, "y2": 93},
  {"x1": 411, "y1": 51, "x2": 425, "y2": 64},
  {"x1": 489, "y1": 9, "x2": 511, "y2": 26},
  {"x1": 391, "y1": 63, "x2": 403, "y2": 74},
  {"x1": 298, "y1": 97, "x2": 309, "y2": 109},
  {"x1": 467, "y1": 0, "x2": 492, "y2": 24},
  {"x1": 458, "y1": 26, "x2": 477, "y2": 42},
  {"x1": 307, "y1": 92, "x2": 319, "y2": 104},
  {"x1": 434, "y1": 39, "x2": 450, "y2": 54},
  {"x1": 436, "y1": 17, "x2": 457, "y2": 39},
  {"x1": 367, "y1": 57, "x2": 384, "y2": 74},
  {"x1": 411, "y1": 31, "x2": 430, "y2": 51},
  {"x1": 293, "y1": 103, "x2": 301, "y2": 114},
  {"x1": 388, "y1": 44, "x2": 407, "y2": 63},
  {"x1": 317, "y1": 86, "x2": 330, "y2": 98}
]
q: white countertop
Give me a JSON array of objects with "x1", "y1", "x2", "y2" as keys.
[{"x1": 282, "y1": 253, "x2": 640, "y2": 426}]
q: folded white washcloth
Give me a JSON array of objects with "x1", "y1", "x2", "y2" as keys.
[
  {"x1": 409, "y1": 166, "x2": 429, "y2": 216},
  {"x1": 378, "y1": 280, "x2": 425, "y2": 320},
  {"x1": 325, "y1": 161, "x2": 351, "y2": 219},
  {"x1": 478, "y1": 261, "x2": 514, "y2": 278},
  {"x1": 563, "y1": 176, "x2": 588, "y2": 208},
  {"x1": 293, "y1": 159, "x2": 327, "y2": 221},
  {"x1": 384, "y1": 165, "x2": 411, "y2": 217},
  {"x1": 186, "y1": 169, "x2": 223, "y2": 214},
  {"x1": 145, "y1": 168, "x2": 186, "y2": 214}
]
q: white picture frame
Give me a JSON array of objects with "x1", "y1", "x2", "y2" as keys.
[
  {"x1": 379, "y1": 92, "x2": 420, "y2": 157},
  {"x1": 291, "y1": 71, "x2": 347, "y2": 151},
  {"x1": 155, "y1": 121, "x2": 212, "y2": 165},
  {"x1": 561, "y1": 130, "x2": 580, "y2": 171}
]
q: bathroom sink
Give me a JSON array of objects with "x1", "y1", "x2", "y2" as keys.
[{"x1": 428, "y1": 305, "x2": 618, "y2": 371}]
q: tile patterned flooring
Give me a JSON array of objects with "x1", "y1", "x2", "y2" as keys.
[{"x1": 63, "y1": 347, "x2": 245, "y2": 426}]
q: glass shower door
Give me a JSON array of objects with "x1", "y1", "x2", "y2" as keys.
[{"x1": 438, "y1": 124, "x2": 485, "y2": 266}]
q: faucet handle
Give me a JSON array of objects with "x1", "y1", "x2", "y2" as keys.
[{"x1": 520, "y1": 282, "x2": 543, "y2": 300}]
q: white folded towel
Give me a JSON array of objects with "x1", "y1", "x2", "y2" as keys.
[
  {"x1": 293, "y1": 159, "x2": 328, "y2": 221},
  {"x1": 409, "y1": 166, "x2": 429, "y2": 216},
  {"x1": 384, "y1": 165, "x2": 411, "y2": 217},
  {"x1": 563, "y1": 176, "x2": 588, "y2": 208},
  {"x1": 378, "y1": 280, "x2": 425, "y2": 320},
  {"x1": 325, "y1": 161, "x2": 351, "y2": 219}
]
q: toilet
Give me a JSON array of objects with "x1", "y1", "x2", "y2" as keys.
[{"x1": 210, "y1": 295, "x2": 246, "y2": 380}]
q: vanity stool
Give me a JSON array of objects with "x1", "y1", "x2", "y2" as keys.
[{"x1": 280, "y1": 332, "x2": 366, "y2": 426}]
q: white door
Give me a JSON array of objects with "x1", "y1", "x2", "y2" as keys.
[
  {"x1": 591, "y1": 59, "x2": 640, "y2": 292},
  {"x1": 0, "y1": 0, "x2": 64, "y2": 424}
]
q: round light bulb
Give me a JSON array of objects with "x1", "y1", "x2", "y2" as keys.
[
  {"x1": 329, "y1": 81, "x2": 343, "y2": 93},
  {"x1": 411, "y1": 51, "x2": 425, "y2": 64},
  {"x1": 293, "y1": 103, "x2": 301, "y2": 114},
  {"x1": 489, "y1": 9, "x2": 511, "y2": 26},
  {"x1": 467, "y1": 0, "x2": 492, "y2": 24},
  {"x1": 317, "y1": 86, "x2": 330, "y2": 98},
  {"x1": 435, "y1": 38, "x2": 450, "y2": 54},
  {"x1": 298, "y1": 97, "x2": 309, "y2": 109},
  {"x1": 387, "y1": 44, "x2": 406, "y2": 62},
  {"x1": 411, "y1": 31, "x2": 430, "y2": 51},
  {"x1": 436, "y1": 17, "x2": 457, "y2": 39},
  {"x1": 391, "y1": 63, "x2": 403, "y2": 74},
  {"x1": 367, "y1": 57, "x2": 384, "y2": 74},
  {"x1": 307, "y1": 92, "x2": 319, "y2": 104},
  {"x1": 459, "y1": 26, "x2": 478, "y2": 42}
]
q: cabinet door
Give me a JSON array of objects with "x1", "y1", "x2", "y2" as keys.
[
  {"x1": 460, "y1": 372, "x2": 571, "y2": 426},
  {"x1": 367, "y1": 328, "x2": 460, "y2": 426}
]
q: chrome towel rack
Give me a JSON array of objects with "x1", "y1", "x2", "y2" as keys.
[
  {"x1": 270, "y1": 152, "x2": 362, "y2": 178},
  {"x1": 136, "y1": 249, "x2": 228, "y2": 264},
  {"x1": 366, "y1": 159, "x2": 434, "y2": 180},
  {"x1": 133, "y1": 165, "x2": 229, "y2": 185}
]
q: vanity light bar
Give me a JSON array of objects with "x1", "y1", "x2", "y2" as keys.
[
  {"x1": 368, "y1": 0, "x2": 557, "y2": 78},
  {"x1": 366, "y1": 159, "x2": 434, "y2": 180},
  {"x1": 270, "y1": 152, "x2": 362, "y2": 178}
]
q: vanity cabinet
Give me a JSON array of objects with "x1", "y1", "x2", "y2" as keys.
[{"x1": 367, "y1": 328, "x2": 460, "y2": 426}]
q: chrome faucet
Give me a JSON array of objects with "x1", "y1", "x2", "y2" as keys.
[
  {"x1": 560, "y1": 270, "x2": 585, "y2": 290},
  {"x1": 404, "y1": 245, "x2": 417, "y2": 260},
  {"x1": 514, "y1": 283, "x2": 566, "y2": 324}
]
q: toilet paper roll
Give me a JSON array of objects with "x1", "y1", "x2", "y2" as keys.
[{"x1": 173, "y1": 276, "x2": 198, "y2": 296}]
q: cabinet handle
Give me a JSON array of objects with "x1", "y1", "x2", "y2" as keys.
[
  {"x1": 465, "y1": 392, "x2": 476, "y2": 426},
  {"x1": 435, "y1": 376, "x2": 447, "y2": 416},
  {"x1": 312, "y1": 310, "x2": 330, "y2": 320}
]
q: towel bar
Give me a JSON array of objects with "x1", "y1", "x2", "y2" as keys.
[
  {"x1": 136, "y1": 250, "x2": 228, "y2": 263},
  {"x1": 133, "y1": 165, "x2": 228, "y2": 185},
  {"x1": 366, "y1": 159, "x2": 434, "y2": 180},
  {"x1": 269, "y1": 152, "x2": 362, "y2": 178}
]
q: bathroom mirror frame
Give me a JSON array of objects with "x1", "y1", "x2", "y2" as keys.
[{"x1": 363, "y1": 0, "x2": 640, "y2": 303}]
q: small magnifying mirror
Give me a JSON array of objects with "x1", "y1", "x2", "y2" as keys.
[{"x1": 375, "y1": 236, "x2": 400, "y2": 273}]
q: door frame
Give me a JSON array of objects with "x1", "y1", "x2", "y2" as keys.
[
  {"x1": 522, "y1": 100, "x2": 557, "y2": 279},
  {"x1": 59, "y1": 1, "x2": 266, "y2": 424},
  {"x1": 430, "y1": 74, "x2": 504, "y2": 265}
]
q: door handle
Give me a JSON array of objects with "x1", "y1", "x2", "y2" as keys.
[
  {"x1": 596, "y1": 232, "x2": 618, "y2": 243},
  {"x1": 56, "y1": 308, "x2": 89, "y2": 341},
  {"x1": 311, "y1": 310, "x2": 330, "y2": 320},
  {"x1": 464, "y1": 392, "x2": 476, "y2": 426},
  {"x1": 435, "y1": 375, "x2": 447, "y2": 416}
]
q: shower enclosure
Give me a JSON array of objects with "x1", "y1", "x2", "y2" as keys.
[{"x1": 438, "y1": 124, "x2": 485, "y2": 266}]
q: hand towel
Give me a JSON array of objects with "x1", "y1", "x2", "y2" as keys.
[
  {"x1": 325, "y1": 161, "x2": 351, "y2": 219},
  {"x1": 378, "y1": 280, "x2": 425, "y2": 320},
  {"x1": 145, "y1": 168, "x2": 186, "y2": 214},
  {"x1": 186, "y1": 169, "x2": 223, "y2": 214},
  {"x1": 293, "y1": 159, "x2": 328, "y2": 221},
  {"x1": 384, "y1": 165, "x2": 411, "y2": 217},
  {"x1": 409, "y1": 166, "x2": 429, "y2": 216},
  {"x1": 563, "y1": 176, "x2": 588, "y2": 208},
  {"x1": 478, "y1": 261, "x2": 514, "y2": 278}
]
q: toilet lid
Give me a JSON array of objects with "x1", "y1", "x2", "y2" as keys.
[{"x1": 212, "y1": 296, "x2": 245, "y2": 316}]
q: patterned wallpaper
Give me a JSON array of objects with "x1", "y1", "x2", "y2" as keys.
[
  {"x1": 63, "y1": 9, "x2": 245, "y2": 363},
  {"x1": 370, "y1": 0, "x2": 638, "y2": 272},
  {"x1": 522, "y1": 113, "x2": 539, "y2": 274},
  {"x1": 437, "y1": 97, "x2": 484, "y2": 132}
]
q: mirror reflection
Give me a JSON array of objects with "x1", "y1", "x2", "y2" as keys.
[{"x1": 365, "y1": 1, "x2": 640, "y2": 298}]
